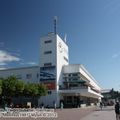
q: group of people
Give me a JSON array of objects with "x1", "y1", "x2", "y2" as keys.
[
  {"x1": 53, "y1": 101, "x2": 64, "y2": 109},
  {"x1": 40, "y1": 101, "x2": 64, "y2": 109}
]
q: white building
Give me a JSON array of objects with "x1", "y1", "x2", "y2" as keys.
[
  {"x1": 0, "y1": 66, "x2": 39, "y2": 83},
  {"x1": 0, "y1": 32, "x2": 103, "y2": 108}
]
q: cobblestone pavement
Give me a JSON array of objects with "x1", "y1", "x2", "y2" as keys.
[{"x1": 1, "y1": 106, "x2": 115, "y2": 120}]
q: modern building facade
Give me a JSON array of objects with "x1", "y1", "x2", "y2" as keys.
[{"x1": 0, "y1": 32, "x2": 103, "y2": 108}]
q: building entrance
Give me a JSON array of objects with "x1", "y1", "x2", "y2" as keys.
[{"x1": 63, "y1": 96, "x2": 80, "y2": 108}]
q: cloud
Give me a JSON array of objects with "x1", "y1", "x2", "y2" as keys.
[
  {"x1": 20, "y1": 61, "x2": 37, "y2": 65},
  {"x1": 112, "y1": 53, "x2": 119, "y2": 58},
  {"x1": 27, "y1": 62, "x2": 37, "y2": 65},
  {"x1": 0, "y1": 50, "x2": 21, "y2": 65},
  {"x1": 0, "y1": 67, "x2": 7, "y2": 70}
]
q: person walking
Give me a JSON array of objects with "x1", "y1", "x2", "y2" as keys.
[
  {"x1": 115, "y1": 101, "x2": 120, "y2": 120},
  {"x1": 100, "y1": 102, "x2": 103, "y2": 110},
  {"x1": 60, "y1": 102, "x2": 64, "y2": 109},
  {"x1": 53, "y1": 101, "x2": 56, "y2": 109}
]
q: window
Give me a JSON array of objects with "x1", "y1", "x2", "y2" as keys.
[
  {"x1": 48, "y1": 91, "x2": 52, "y2": 94},
  {"x1": 68, "y1": 74, "x2": 72, "y2": 77},
  {"x1": 37, "y1": 73, "x2": 39, "y2": 78},
  {"x1": 16, "y1": 75, "x2": 22, "y2": 79},
  {"x1": 26, "y1": 74, "x2": 32, "y2": 79},
  {"x1": 64, "y1": 56, "x2": 68, "y2": 62},
  {"x1": 44, "y1": 63, "x2": 52, "y2": 67},
  {"x1": 44, "y1": 51, "x2": 52, "y2": 54},
  {"x1": 72, "y1": 73, "x2": 78, "y2": 77},
  {"x1": 44, "y1": 40, "x2": 52, "y2": 44}
]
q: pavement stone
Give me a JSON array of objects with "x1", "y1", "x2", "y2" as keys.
[
  {"x1": 81, "y1": 106, "x2": 116, "y2": 120},
  {"x1": 0, "y1": 106, "x2": 115, "y2": 120}
]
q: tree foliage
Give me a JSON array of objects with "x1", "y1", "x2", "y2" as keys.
[
  {"x1": 2, "y1": 76, "x2": 17, "y2": 97},
  {"x1": 0, "y1": 76, "x2": 47, "y2": 97},
  {"x1": 15, "y1": 80, "x2": 25, "y2": 96},
  {"x1": 37, "y1": 84, "x2": 48, "y2": 96}
]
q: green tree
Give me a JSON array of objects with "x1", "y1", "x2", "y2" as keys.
[
  {"x1": 15, "y1": 80, "x2": 25, "y2": 96},
  {"x1": 23, "y1": 83, "x2": 38, "y2": 96},
  {"x1": 23, "y1": 83, "x2": 47, "y2": 97},
  {"x1": 2, "y1": 76, "x2": 17, "y2": 97},
  {"x1": 23, "y1": 83, "x2": 47, "y2": 107},
  {"x1": 0, "y1": 76, "x2": 48, "y2": 107},
  {"x1": 37, "y1": 84, "x2": 47, "y2": 96}
]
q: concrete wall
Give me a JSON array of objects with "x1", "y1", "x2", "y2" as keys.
[{"x1": 0, "y1": 66, "x2": 39, "y2": 83}]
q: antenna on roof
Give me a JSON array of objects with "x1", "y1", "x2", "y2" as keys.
[
  {"x1": 64, "y1": 33, "x2": 67, "y2": 43},
  {"x1": 54, "y1": 16, "x2": 57, "y2": 34}
]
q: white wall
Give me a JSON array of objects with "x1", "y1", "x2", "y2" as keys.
[
  {"x1": 56, "y1": 35, "x2": 69, "y2": 90},
  {"x1": 40, "y1": 33, "x2": 57, "y2": 67},
  {"x1": 39, "y1": 33, "x2": 69, "y2": 107},
  {"x1": 0, "y1": 66, "x2": 39, "y2": 83}
]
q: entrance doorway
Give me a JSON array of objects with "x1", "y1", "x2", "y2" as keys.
[{"x1": 63, "y1": 96, "x2": 80, "y2": 108}]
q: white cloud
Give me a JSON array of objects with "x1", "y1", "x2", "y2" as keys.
[
  {"x1": 112, "y1": 53, "x2": 119, "y2": 58},
  {"x1": 19, "y1": 61, "x2": 37, "y2": 66},
  {"x1": 0, "y1": 67, "x2": 7, "y2": 70},
  {"x1": 0, "y1": 50, "x2": 21, "y2": 65},
  {"x1": 27, "y1": 62, "x2": 37, "y2": 65}
]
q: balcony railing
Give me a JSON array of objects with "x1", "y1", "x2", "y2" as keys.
[
  {"x1": 63, "y1": 79, "x2": 86, "y2": 84},
  {"x1": 59, "y1": 86, "x2": 88, "y2": 90}
]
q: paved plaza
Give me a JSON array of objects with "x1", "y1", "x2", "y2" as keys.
[
  {"x1": 81, "y1": 106, "x2": 115, "y2": 120},
  {"x1": 0, "y1": 106, "x2": 116, "y2": 120}
]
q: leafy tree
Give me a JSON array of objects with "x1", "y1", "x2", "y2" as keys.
[
  {"x1": 0, "y1": 76, "x2": 48, "y2": 107},
  {"x1": 15, "y1": 80, "x2": 25, "y2": 96},
  {"x1": 2, "y1": 76, "x2": 17, "y2": 97},
  {"x1": 23, "y1": 83, "x2": 38, "y2": 96},
  {"x1": 23, "y1": 83, "x2": 47, "y2": 97},
  {"x1": 37, "y1": 84, "x2": 47, "y2": 96}
]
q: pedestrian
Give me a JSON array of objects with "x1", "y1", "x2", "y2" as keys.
[
  {"x1": 60, "y1": 102, "x2": 63, "y2": 109},
  {"x1": 53, "y1": 101, "x2": 56, "y2": 109},
  {"x1": 41, "y1": 103, "x2": 44, "y2": 109},
  {"x1": 115, "y1": 101, "x2": 120, "y2": 120},
  {"x1": 100, "y1": 102, "x2": 103, "y2": 110}
]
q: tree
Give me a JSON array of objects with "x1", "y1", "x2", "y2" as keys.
[
  {"x1": 23, "y1": 83, "x2": 47, "y2": 107},
  {"x1": 2, "y1": 76, "x2": 17, "y2": 97},
  {"x1": 37, "y1": 84, "x2": 47, "y2": 96},
  {"x1": 23, "y1": 83, "x2": 38, "y2": 96},
  {"x1": 0, "y1": 76, "x2": 48, "y2": 107},
  {"x1": 15, "y1": 80, "x2": 25, "y2": 96},
  {"x1": 23, "y1": 83, "x2": 47, "y2": 97}
]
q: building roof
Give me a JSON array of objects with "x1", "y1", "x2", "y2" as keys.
[{"x1": 0, "y1": 66, "x2": 39, "y2": 71}]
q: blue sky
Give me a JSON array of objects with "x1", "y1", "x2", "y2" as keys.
[{"x1": 0, "y1": 0, "x2": 120, "y2": 90}]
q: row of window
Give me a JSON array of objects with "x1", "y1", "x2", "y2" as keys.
[
  {"x1": 16, "y1": 73, "x2": 39, "y2": 80},
  {"x1": 64, "y1": 73, "x2": 80, "y2": 77},
  {"x1": 64, "y1": 78, "x2": 79, "y2": 81}
]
